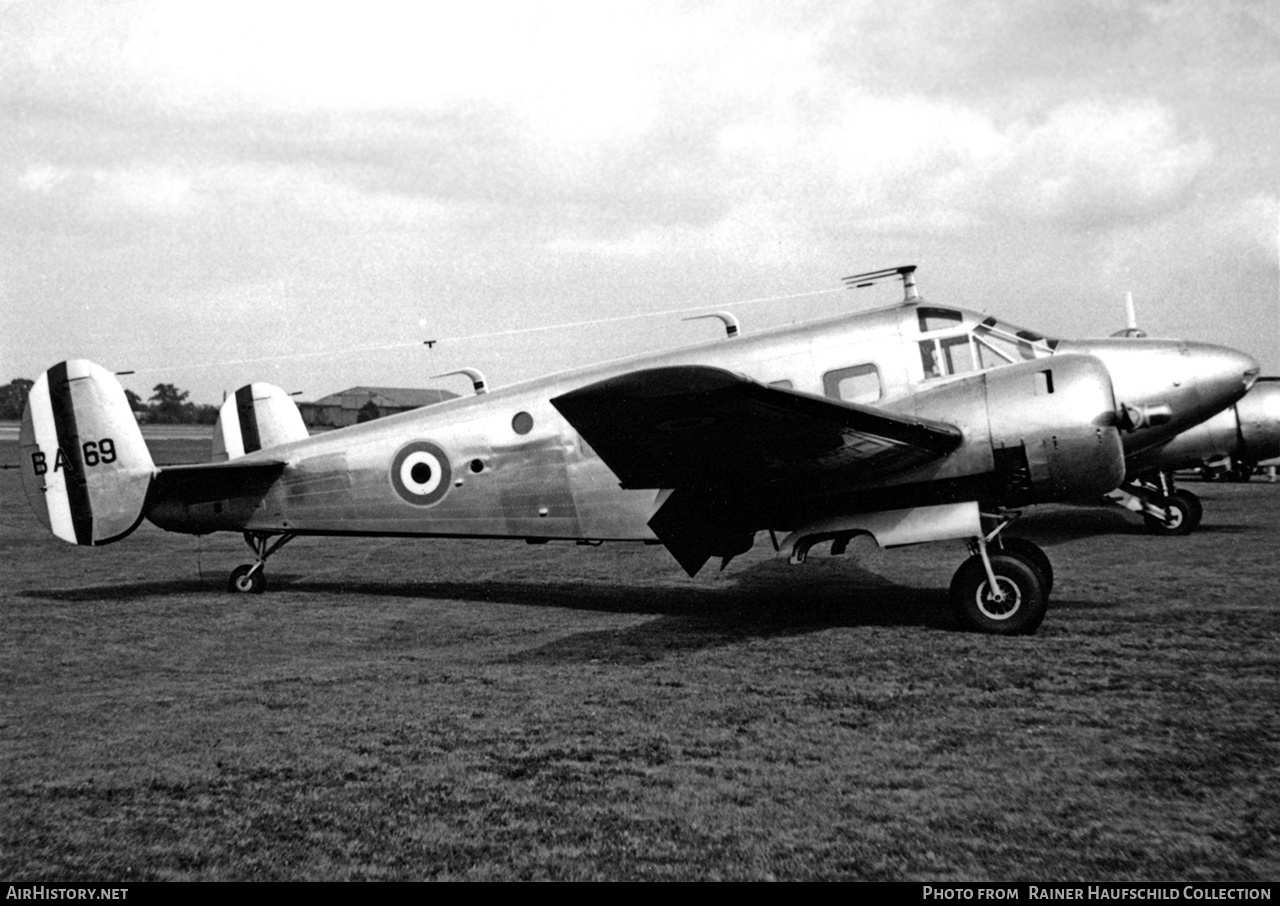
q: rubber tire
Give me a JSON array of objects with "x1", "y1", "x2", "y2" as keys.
[
  {"x1": 228, "y1": 564, "x2": 266, "y2": 594},
  {"x1": 1172, "y1": 489, "x2": 1203, "y2": 532},
  {"x1": 994, "y1": 537, "x2": 1054, "y2": 597},
  {"x1": 1143, "y1": 489, "x2": 1201, "y2": 536},
  {"x1": 949, "y1": 553, "x2": 1047, "y2": 636}
]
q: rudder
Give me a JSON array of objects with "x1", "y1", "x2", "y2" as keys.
[
  {"x1": 212, "y1": 383, "x2": 308, "y2": 461},
  {"x1": 20, "y1": 360, "x2": 155, "y2": 545}
]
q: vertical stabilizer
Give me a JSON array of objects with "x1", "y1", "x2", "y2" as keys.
[
  {"x1": 20, "y1": 360, "x2": 155, "y2": 545},
  {"x1": 212, "y1": 383, "x2": 308, "y2": 461}
]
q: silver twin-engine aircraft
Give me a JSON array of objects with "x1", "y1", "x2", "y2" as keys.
[
  {"x1": 1095, "y1": 305, "x2": 1280, "y2": 533},
  {"x1": 19, "y1": 267, "x2": 1259, "y2": 635}
]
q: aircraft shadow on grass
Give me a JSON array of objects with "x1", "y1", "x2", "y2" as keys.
[
  {"x1": 16, "y1": 558, "x2": 1128, "y2": 664},
  {"x1": 19, "y1": 556, "x2": 965, "y2": 647}
]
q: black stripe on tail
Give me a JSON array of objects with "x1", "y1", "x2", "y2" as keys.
[
  {"x1": 235, "y1": 385, "x2": 262, "y2": 454},
  {"x1": 47, "y1": 361, "x2": 94, "y2": 545}
]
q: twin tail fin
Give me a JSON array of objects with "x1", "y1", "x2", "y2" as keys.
[
  {"x1": 20, "y1": 360, "x2": 155, "y2": 545},
  {"x1": 22, "y1": 363, "x2": 305, "y2": 546},
  {"x1": 212, "y1": 383, "x2": 308, "y2": 461}
]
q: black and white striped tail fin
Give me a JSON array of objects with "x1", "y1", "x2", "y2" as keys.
[
  {"x1": 19, "y1": 360, "x2": 155, "y2": 546},
  {"x1": 211, "y1": 383, "x2": 308, "y2": 462}
]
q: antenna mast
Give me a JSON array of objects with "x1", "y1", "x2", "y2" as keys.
[{"x1": 841, "y1": 265, "x2": 919, "y2": 303}]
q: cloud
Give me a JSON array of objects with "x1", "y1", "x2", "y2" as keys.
[
  {"x1": 962, "y1": 100, "x2": 1214, "y2": 226},
  {"x1": 668, "y1": 93, "x2": 1212, "y2": 271},
  {"x1": 2, "y1": 2, "x2": 1214, "y2": 249},
  {"x1": 2, "y1": 1, "x2": 1275, "y2": 392}
]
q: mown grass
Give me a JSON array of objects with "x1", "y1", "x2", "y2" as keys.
[{"x1": 1, "y1": 459, "x2": 1277, "y2": 880}]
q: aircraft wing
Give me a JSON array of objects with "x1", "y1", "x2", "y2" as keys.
[{"x1": 550, "y1": 365, "x2": 962, "y2": 492}]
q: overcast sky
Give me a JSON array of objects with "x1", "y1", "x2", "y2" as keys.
[{"x1": 2, "y1": 0, "x2": 1278, "y2": 405}]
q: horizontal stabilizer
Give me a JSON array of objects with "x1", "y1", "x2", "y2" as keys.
[
  {"x1": 20, "y1": 360, "x2": 155, "y2": 545},
  {"x1": 148, "y1": 460, "x2": 287, "y2": 507},
  {"x1": 212, "y1": 383, "x2": 308, "y2": 461}
]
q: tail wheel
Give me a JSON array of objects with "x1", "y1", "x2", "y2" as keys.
[
  {"x1": 994, "y1": 536, "x2": 1053, "y2": 596},
  {"x1": 228, "y1": 564, "x2": 266, "y2": 594},
  {"x1": 950, "y1": 553, "x2": 1047, "y2": 636},
  {"x1": 1142, "y1": 489, "x2": 1201, "y2": 536}
]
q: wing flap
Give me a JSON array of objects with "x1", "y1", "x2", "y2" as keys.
[{"x1": 551, "y1": 365, "x2": 961, "y2": 491}]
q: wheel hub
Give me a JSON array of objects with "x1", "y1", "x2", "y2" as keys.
[{"x1": 977, "y1": 577, "x2": 1022, "y2": 620}]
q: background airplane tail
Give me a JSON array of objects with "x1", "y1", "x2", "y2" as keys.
[
  {"x1": 19, "y1": 360, "x2": 155, "y2": 546},
  {"x1": 211, "y1": 383, "x2": 308, "y2": 461}
]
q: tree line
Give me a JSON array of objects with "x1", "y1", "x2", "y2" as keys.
[{"x1": 0, "y1": 379, "x2": 219, "y2": 424}]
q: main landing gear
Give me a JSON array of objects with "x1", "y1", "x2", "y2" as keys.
[
  {"x1": 227, "y1": 531, "x2": 296, "y2": 594},
  {"x1": 782, "y1": 504, "x2": 1052, "y2": 635},
  {"x1": 948, "y1": 519, "x2": 1049, "y2": 636},
  {"x1": 1106, "y1": 472, "x2": 1202, "y2": 536}
]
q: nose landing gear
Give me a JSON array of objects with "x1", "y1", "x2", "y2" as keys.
[
  {"x1": 1141, "y1": 488, "x2": 1202, "y2": 536},
  {"x1": 1106, "y1": 472, "x2": 1203, "y2": 535}
]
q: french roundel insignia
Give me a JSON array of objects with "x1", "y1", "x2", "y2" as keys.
[{"x1": 390, "y1": 441, "x2": 452, "y2": 506}]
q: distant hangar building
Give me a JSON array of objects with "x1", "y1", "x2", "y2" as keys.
[{"x1": 298, "y1": 386, "x2": 457, "y2": 429}]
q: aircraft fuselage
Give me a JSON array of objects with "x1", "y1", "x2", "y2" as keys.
[{"x1": 145, "y1": 299, "x2": 1221, "y2": 543}]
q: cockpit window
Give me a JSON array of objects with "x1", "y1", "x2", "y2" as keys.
[
  {"x1": 940, "y1": 335, "x2": 977, "y2": 375},
  {"x1": 918, "y1": 307, "x2": 963, "y2": 333},
  {"x1": 973, "y1": 319, "x2": 1055, "y2": 368},
  {"x1": 919, "y1": 314, "x2": 1056, "y2": 381}
]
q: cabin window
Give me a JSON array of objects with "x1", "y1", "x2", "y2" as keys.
[{"x1": 823, "y1": 364, "x2": 881, "y2": 404}]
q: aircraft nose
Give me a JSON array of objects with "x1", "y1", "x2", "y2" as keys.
[
  {"x1": 1185, "y1": 342, "x2": 1259, "y2": 414},
  {"x1": 1057, "y1": 338, "x2": 1259, "y2": 444},
  {"x1": 1236, "y1": 378, "x2": 1280, "y2": 462}
]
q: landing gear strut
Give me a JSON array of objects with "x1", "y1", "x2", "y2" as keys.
[
  {"x1": 992, "y1": 535, "x2": 1054, "y2": 596},
  {"x1": 781, "y1": 503, "x2": 1054, "y2": 635},
  {"x1": 227, "y1": 532, "x2": 296, "y2": 594},
  {"x1": 949, "y1": 516, "x2": 1049, "y2": 635},
  {"x1": 1107, "y1": 472, "x2": 1202, "y2": 535}
]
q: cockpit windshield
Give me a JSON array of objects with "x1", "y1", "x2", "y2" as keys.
[
  {"x1": 918, "y1": 309, "x2": 1057, "y2": 381},
  {"x1": 972, "y1": 316, "x2": 1056, "y2": 368}
]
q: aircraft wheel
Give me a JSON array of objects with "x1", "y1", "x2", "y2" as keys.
[
  {"x1": 994, "y1": 537, "x2": 1053, "y2": 596},
  {"x1": 1143, "y1": 490, "x2": 1200, "y2": 536},
  {"x1": 1172, "y1": 489, "x2": 1203, "y2": 531},
  {"x1": 949, "y1": 553, "x2": 1047, "y2": 636},
  {"x1": 228, "y1": 564, "x2": 266, "y2": 594}
]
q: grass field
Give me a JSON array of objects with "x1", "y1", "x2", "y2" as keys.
[{"x1": 1, "y1": 436, "x2": 1277, "y2": 881}]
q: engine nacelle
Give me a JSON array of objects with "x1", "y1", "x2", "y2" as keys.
[{"x1": 899, "y1": 354, "x2": 1126, "y2": 504}]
